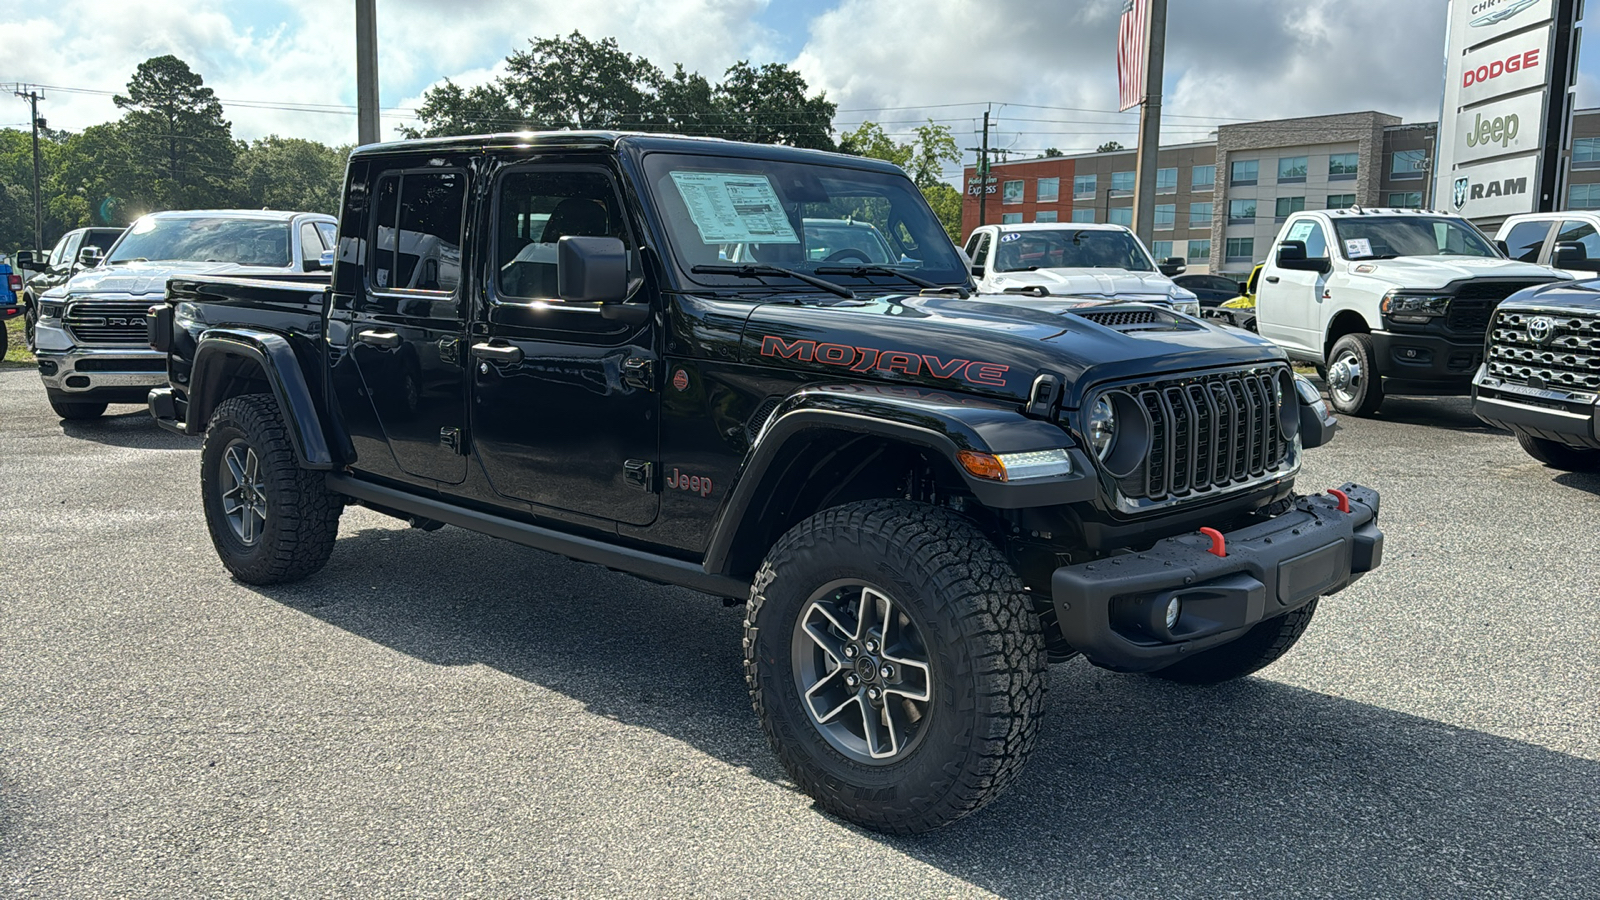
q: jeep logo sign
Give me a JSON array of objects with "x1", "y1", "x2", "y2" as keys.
[{"x1": 1466, "y1": 112, "x2": 1520, "y2": 149}]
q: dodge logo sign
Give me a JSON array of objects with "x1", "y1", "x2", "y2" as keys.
[
  {"x1": 1453, "y1": 176, "x2": 1470, "y2": 210},
  {"x1": 1527, "y1": 316, "x2": 1555, "y2": 345}
]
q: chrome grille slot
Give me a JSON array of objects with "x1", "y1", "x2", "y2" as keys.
[
  {"x1": 64, "y1": 300, "x2": 152, "y2": 345},
  {"x1": 1487, "y1": 310, "x2": 1600, "y2": 391}
]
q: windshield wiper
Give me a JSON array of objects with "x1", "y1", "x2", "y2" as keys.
[
  {"x1": 691, "y1": 263, "x2": 855, "y2": 299},
  {"x1": 813, "y1": 264, "x2": 969, "y2": 298}
]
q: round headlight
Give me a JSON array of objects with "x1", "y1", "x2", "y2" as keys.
[{"x1": 1088, "y1": 396, "x2": 1116, "y2": 458}]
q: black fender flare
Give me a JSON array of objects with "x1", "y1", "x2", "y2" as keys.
[
  {"x1": 701, "y1": 384, "x2": 1095, "y2": 576},
  {"x1": 187, "y1": 327, "x2": 335, "y2": 470}
]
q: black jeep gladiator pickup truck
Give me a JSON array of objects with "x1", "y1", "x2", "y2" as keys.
[{"x1": 146, "y1": 132, "x2": 1383, "y2": 833}]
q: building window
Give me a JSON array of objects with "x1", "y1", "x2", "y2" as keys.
[
  {"x1": 1277, "y1": 156, "x2": 1308, "y2": 183},
  {"x1": 1036, "y1": 177, "x2": 1060, "y2": 203},
  {"x1": 1225, "y1": 237, "x2": 1255, "y2": 261},
  {"x1": 1231, "y1": 159, "x2": 1259, "y2": 186},
  {"x1": 1151, "y1": 240, "x2": 1174, "y2": 260},
  {"x1": 1035, "y1": 210, "x2": 1058, "y2": 223},
  {"x1": 1002, "y1": 180, "x2": 1024, "y2": 204},
  {"x1": 1387, "y1": 191, "x2": 1423, "y2": 209},
  {"x1": 1154, "y1": 204, "x2": 1176, "y2": 230},
  {"x1": 1391, "y1": 149, "x2": 1427, "y2": 180},
  {"x1": 1569, "y1": 184, "x2": 1600, "y2": 208},
  {"x1": 1071, "y1": 208, "x2": 1097, "y2": 223},
  {"x1": 1192, "y1": 165, "x2": 1216, "y2": 190},
  {"x1": 1109, "y1": 207, "x2": 1133, "y2": 227},
  {"x1": 1326, "y1": 194, "x2": 1356, "y2": 209},
  {"x1": 1111, "y1": 171, "x2": 1135, "y2": 194},
  {"x1": 1189, "y1": 202, "x2": 1213, "y2": 227},
  {"x1": 1228, "y1": 199, "x2": 1256, "y2": 223},
  {"x1": 1156, "y1": 167, "x2": 1177, "y2": 193},
  {"x1": 1574, "y1": 139, "x2": 1600, "y2": 168},
  {"x1": 1188, "y1": 239, "x2": 1212, "y2": 262},
  {"x1": 1001, "y1": 212, "x2": 1023, "y2": 224},
  {"x1": 1329, "y1": 153, "x2": 1358, "y2": 180},
  {"x1": 1073, "y1": 174, "x2": 1097, "y2": 199},
  {"x1": 1275, "y1": 196, "x2": 1306, "y2": 219}
]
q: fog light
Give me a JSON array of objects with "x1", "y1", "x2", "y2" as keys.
[{"x1": 1164, "y1": 596, "x2": 1181, "y2": 630}]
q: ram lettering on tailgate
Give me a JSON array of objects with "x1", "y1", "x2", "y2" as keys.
[{"x1": 759, "y1": 336, "x2": 1010, "y2": 387}]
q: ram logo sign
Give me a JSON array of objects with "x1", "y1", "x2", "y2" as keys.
[{"x1": 1453, "y1": 177, "x2": 1471, "y2": 210}]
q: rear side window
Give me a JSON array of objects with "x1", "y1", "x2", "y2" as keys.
[
  {"x1": 370, "y1": 170, "x2": 465, "y2": 292},
  {"x1": 1502, "y1": 220, "x2": 1553, "y2": 262},
  {"x1": 1555, "y1": 219, "x2": 1600, "y2": 262}
]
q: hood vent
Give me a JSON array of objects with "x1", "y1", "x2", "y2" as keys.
[{"x1": 1073, "y1": 308, "x2": 1198, "y2": 333}]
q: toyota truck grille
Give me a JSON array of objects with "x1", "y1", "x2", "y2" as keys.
[
  {"x1": 1487, "y1": 309, "x2": 1600, "y2": 391},
  {"x1": 64, "y1": 300, "x2": 152, "y2": 344},
  {"x1": 1108, "y1": 366, "x2": 1294, "y2": 507}
]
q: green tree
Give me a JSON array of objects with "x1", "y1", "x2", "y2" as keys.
[
  {"x1": 113, "y1": 54, "x2": 237, "y2": 209},
  {"x1": 839, "y1": 120, "x2": 962, "y2": 240},
  {"x1": 236, "y1": 136, "x2": 348, "y2": 214},
  {"x1": 712, "y1": 61, "x2": 835, "y2": 149},
  {"x1": 402, "y1": 80, "x2": 517, "y2": 138},
  {"x1": 1097, "y1": 141, "x2": 1124, "y2": 153},
  {"x1": 1044, "y1": 147, "x2": 1064, "y2": 157}
]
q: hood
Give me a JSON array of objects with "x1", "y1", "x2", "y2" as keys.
[
  {"x1": 1347, "y1": 255, "x2": 1558, "y2": 289},
  {"x1": 52, "y1": 260, "x2": 294, "y2": 297},
  {"x1": 1496, "y1": 279, "x2": 1600, "y2": 314},
  {"x1": 737, "y1": 292, "x2": 1283, "y2": 409},
  {"x1": 986, "y1": 267, "x2": 1184, "y2": 303}
]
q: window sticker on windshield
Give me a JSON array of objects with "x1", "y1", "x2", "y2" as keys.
[
  {"x1": 1287, "y1": 221, "x2": 1316, "y2": 243},
  {"x1": 669, "y1": 172, "x2": 799, "y2": 244},
  {"x1": 1000, "y1": 232, "x2": 1021, "y2": 242},
  {"x1": 1344, "y1": 238, "x2": 1373, "y2": 259}
]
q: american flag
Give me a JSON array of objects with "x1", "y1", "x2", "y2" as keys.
[{"x1": 1117, "y1": 0, "x2": 1150, "y2": 112}]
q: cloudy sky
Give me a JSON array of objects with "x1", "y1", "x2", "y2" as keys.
[{"x1": 3, "y1": 0, "x2": 1596, "y2": 180}]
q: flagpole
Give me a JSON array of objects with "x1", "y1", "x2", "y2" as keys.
[{"x1": 1131, "y1": 0, "x2": 1167, "y2": 246}]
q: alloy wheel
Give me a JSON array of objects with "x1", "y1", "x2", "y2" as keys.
[{"x1": 220, "y1": 439, "x2": 269, "y2": 545}]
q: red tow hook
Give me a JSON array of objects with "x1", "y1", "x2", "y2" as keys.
[
  {"x1": 1327, "y1": 488, "x2": 1351, "y2": 514},
  {"x1": 1198, "y1": 527, "x2": 1226, "y2": 557}
]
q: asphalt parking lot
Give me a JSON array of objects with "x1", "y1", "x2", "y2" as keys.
[{"x1": 1, "y1": 366, "x2": 1596, "y2": 899}]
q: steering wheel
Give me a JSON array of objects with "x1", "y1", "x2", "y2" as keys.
[{"x1": 824, "y1": 249, "x2": 871, "y2": 263}]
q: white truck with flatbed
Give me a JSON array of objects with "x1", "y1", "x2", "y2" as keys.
[{"x1": 1254, "y1": 208, "x2": 1560, "y2": 415}]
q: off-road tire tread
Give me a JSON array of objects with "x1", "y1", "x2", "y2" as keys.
[
  {"x1": 744, "y1": 499, "x2": 1047, "y2": 834},
  {"x1": 1151, "y1": 598, "x2": 1319, "y2": 685},
  {"x1": 202, "y1": 393, "x2": 340, "y2": 584},
  {"x1": 1328, "y1": 333, "x2": 1384, "y2": 417},
  {"x1": 1516, "y1": 432, "x2": 1600, "y2": 472}
]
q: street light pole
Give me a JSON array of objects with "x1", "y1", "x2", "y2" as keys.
[{"x1": 355, "y1": 0, "x2": 380, "y2": 145}]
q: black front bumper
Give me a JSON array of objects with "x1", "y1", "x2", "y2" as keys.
[
  {"x1": 1051, "y1": 484, "x2": 1382, "y2": 672},
  {"x1": 1371, "y1": 330, "x2": 1481, "y2": 386}
]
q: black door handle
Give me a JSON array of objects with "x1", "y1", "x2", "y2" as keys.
[
  {"x1": 356, "y1": 329, "x2": 402, "y2": 349},
  {"x1": 470, "y1": 342, "x2": 524, "y2": 364},
  {"x1": 1264, "y1": 276, "x2": 1280, "y2": 283}
]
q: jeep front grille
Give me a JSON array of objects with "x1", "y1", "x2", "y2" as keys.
[
  {"x1": 64, "y1": 300, "x2": 152, "y2": 345},
  {"x1": 1107, "y1": 366, "x2": 1294, "y2": 506},
  {"x1": 1487, "y1": 309, "x2": 1600, "y2": 391}
]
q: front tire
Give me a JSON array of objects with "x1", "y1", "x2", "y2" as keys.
[
  {"x1": 1150, "y1": 599, "x2": 1318, "y2": 685},
  {"x1": 201, "y1": 393, "x2": 341, "y2": 584},
  {"x1": 1325, "y1": 333, "x2": 1384, "y2": 417},
  {"x1": 23, "y1": 298, "x2": 37, "y2": 352},
  {"x1": 744, "y1": 500, "x2": 1048, "y2": 834},
  {"x1": 1517, "y1": 433, "x2": 1600, "y2": 472},
  {"x1": 46, "y1": 390, "x2": 107, "y2": 420}
]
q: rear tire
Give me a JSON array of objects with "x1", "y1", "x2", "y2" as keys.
[
  {"x1": 1516, "y1": 433, "x2": 1600, "y2": 472},
  {"x1": 1325, "y1": 333, "x2": 1384, "y2": 417},
  {"x1": 744, "y1": 499, "x2": 1048, "y2": 834},
  {"x1": 201, "y1": 393, "x2": 341, "y2": 584},
  {"x1": 1150, "y1": 599, "x2": 1318, "y2": 685},
  {"x1": 47, "y1": 391, "x2": 107, "y2": 420}
]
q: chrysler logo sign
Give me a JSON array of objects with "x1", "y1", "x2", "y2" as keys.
[
  {"x1": 1527, "y1": 316, "x2": 1555, "y2": 344},
  {"x1": 1469, "y1": 0, "x2": 1540, "y2": 27}
]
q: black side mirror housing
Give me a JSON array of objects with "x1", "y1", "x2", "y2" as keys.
[
  {"x1": 558, "y1": 236, "x2": 628, "y2": 303},
  {"x1": 1237, "y1": 281, "x2": 1250, "y2": 294},
  {"x1": 1158, "y1": 256, "x2": 1186, "y2": 277},
  {"x1": 15, "y1": 250, "x2": 43, "y2": 272},
  {"x1": 1494, "y1": 239, "x2": 1510, "y2": 257},
  {"x1": 1552, "y1": 240, "x2": 1588, "y2": 270},
  {"x1": 1276, "y1": 240, "x2": 1331, "y2": 274}
]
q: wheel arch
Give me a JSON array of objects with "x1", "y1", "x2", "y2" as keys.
[
  {"x1": 188, "y1": 328, "x2": 335, "y2": 470},
  {"x1": 1323, "y1": 308, "x2": 1373, "y2": 360}
]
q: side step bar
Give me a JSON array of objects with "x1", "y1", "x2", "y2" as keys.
[{"x1": 326, "y1": 474, "x2": 750, "y2": 600}]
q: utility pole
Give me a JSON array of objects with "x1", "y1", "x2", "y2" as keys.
[
  {"x1": 355, "y1": 0, "x2": 380, "y2": 145},
  {"x1": 12, "y1": 85, "x2": 44, "y2": 249},
  {"x1": 1131, "y1": 0, "x2": 1167, "y2": 245}
]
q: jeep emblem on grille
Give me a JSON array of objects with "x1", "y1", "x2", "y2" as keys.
[{"x1": 1527, "y1": 316, "x2": 1555, "y2": 345}]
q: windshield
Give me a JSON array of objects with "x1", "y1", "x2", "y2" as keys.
[
  {"x1": 642, "y1": 152, "x2": 967, "y2": 289},
  {"x1": 1331, "y1": 216, "x2": 1498, "y2": 260},
  {"x1": 107, "y1": 216, "x2": 293, "y2": 267},
  {"x1": 994, "y1": 228, "x2": 1154, "y2": 273}
]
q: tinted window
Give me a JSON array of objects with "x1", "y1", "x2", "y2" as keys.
[
  {"x1": 300, "y1": 223, "x2": 323, "y2": 263},
  {"x1": 83, "y1": 231, "x2": 120, "y2": 253},
  {"x1": 1555, "y1": 219, "x2": 1600, "y2": 262},
  {"x1": 371, "y1": 170, "x2": 465, "y2": 292},
  {"x1": 494, "y1": 170, "x2": 627, "y2": 299},
  {"x1": 1502, "y1": 220, "x2": 1553, "y2": 263}
]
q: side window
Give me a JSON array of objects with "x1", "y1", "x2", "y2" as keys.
[
  {"x1": 315, "y1": 221, "x2": 337, "y2": 250},
  {"x1": 299, "y1": 223, "x2": 323, "y2": 264},
  {"x1": 1555, "y1": 219, "x2": 1600, "y2": 261},
  {"x1": 494, "y1": 169, "x2": 628, "y2": 300},
  {"x1": 1302, "y1": 222, "x2": 1329, "y2": 259},
  {"x1": 59, "y1": 232, "x2": 84, "y2": 267},
  {"x1": 971, "y1": 232, "x2": 991, "y2": 270},
  {"x1": 1501, "y1": 220, "x2": 1552, "y2": 262},
  {"x1": 963, "y1": 231, "x2": 983, "y2": 257},
  {"x1": 369, "y1": 170, "x2": 465, "y2": 292}
]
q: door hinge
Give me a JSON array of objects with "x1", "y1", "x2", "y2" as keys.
[
  {"x1": 623, "y1": 357, "x2": 657, "y2": 390},
  {"x1": 439, "y1": 426, "x2": 464, "y2": 454},
  {"x1": 623, "y1": 459, "x2": 656, "y2": 491},
  {"x1": 439, "y1": 336, "x2": 461, "y2": 365}
]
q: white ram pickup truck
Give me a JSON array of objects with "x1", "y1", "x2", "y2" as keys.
[
  {"x1": 961, "y1": 223, "x2": 1201, "y2": 315},
  {"x1": 1254, "y1": 208, "x2": 1560, "y2": 416}
]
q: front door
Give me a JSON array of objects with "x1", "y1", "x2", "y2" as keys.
[
  {"x1": 332, "y1": 161, "x2": 470, "y2": 484},
  {"x1": 1265, "y1": 219, "x2": 1332, "y2": 353},
  {"x1": 469, "y1": 163, "x2": 659, "y2": 526}
]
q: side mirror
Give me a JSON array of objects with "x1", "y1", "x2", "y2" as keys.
[
  {"x1": 1552, "y1": 241, "x2": 1588, "y2": 270},
  {"x1": 557, "y1": 235, "x2": 628, "y2": 303},
  {"x1": 318, "y1": 249, "x2": 335, "y2": 271},
  {"x1": 1276, "y1": 240, "x2": 1331, "y2": 274},
  {"x1": 14, "y1": 250, "x2": 43, "y2": 272},
  {"x1": 1494, "y1": 239, "x2": 1510, "y2": 257},
  {"x1": 1237, "y1": 281, "x2": 1250, "y2": 294},
  {"x1": 1158, "y1": 256, "x2": 1186, "y2": 277},
  {"x1": 76, "y1": 246, "x2": 104, "y2": 268}
]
